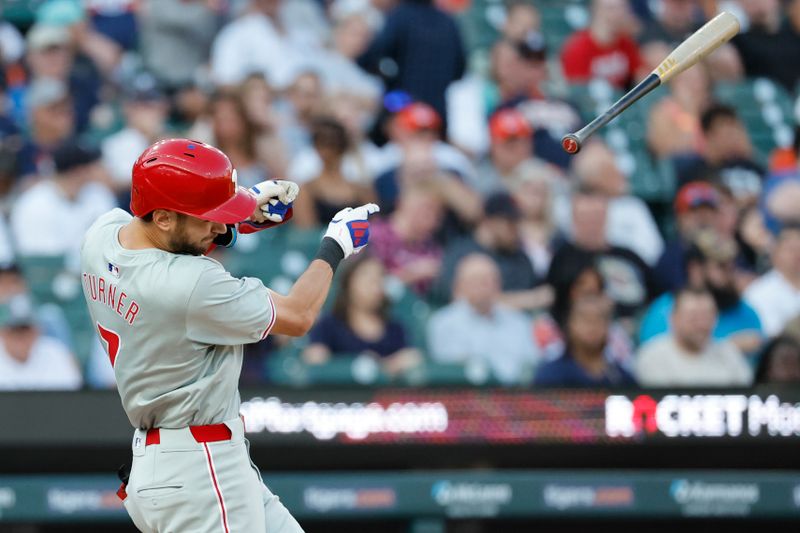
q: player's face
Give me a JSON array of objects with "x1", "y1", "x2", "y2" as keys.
[{"x1": 168, "y1": 214, "x2": 227, "y2": 256}]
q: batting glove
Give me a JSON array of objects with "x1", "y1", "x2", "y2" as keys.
[
  {"x1": 249, "y1": 180, "x2": 300, "y2": 224},
  {"x1": 324, "y1": 203, "x2": 381, "y2": 259}
]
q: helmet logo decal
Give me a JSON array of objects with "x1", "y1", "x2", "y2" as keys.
[{"x1": 187, "y1": 143, "x2": 196, "y2": 150}]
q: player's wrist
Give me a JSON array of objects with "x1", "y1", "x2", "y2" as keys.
[{"x1": 315, "y1": 237, "x2": 345, "y2": 272}]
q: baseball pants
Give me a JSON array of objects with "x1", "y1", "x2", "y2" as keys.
[{"x1": 120, "y1": 417, "x2": 304, "y2": 533}]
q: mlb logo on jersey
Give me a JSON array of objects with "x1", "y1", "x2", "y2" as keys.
[{"x1": 108, "y1": 262, "x2": 120, "y2": 278}]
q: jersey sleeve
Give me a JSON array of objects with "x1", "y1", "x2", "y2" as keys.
[{"x1": 186, "y1": 262, "x2": 276, "y2": 346}]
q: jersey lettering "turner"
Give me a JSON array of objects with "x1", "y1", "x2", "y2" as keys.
[{"x1": 82, "y1": 272, "x2": 140, "y2": 325}]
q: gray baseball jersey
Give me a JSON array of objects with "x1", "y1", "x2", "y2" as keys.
[{"x1": 80, "y1": 208, "x2": 276, "y2": 429}]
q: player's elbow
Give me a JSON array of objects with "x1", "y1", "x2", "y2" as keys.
[
  {"x1": 289, "y1": 312, "x2": 315, "y2": 337},
  {"x1": 272, "y1": 310, "x2": 316, "y2": 337}
]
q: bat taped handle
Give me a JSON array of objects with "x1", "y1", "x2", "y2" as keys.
[{"x1": 561, "y1": 73, "x2": 661, "y2": 154}]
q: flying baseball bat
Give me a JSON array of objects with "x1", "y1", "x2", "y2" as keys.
[{"x1": 561, "y1": 11, "x2": 740, "y2": 155}]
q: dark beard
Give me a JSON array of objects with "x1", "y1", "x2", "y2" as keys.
[
  {"x1": 169, "y1": 241, "x2": 205, "y2": 256},
  {"x1": 168, "y1": 215, "x2": 206, "y2": 256},
  {"x1": 709, "y1": 285, "x2": 740, "y2": 311}
]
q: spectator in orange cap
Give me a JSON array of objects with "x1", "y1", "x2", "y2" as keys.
[
  {"x1": 374, "y1": 101, "x2": 479, "y2": 217},
  {"x1": 471, "y1": 108, "x2": 558, "y2": 194},
  {"x1": 377, "y1": 102, "x2": 474, "y2": 183}
]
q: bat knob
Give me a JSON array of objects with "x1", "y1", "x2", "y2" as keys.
[{"x1": 561, "y1": 134, "x2": 581, "y2": 154}]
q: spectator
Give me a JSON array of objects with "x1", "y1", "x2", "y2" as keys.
[
  {"x1": 101, "y1": 71, "x2": 169, "y2": 199},
  {"x1": 647, "y1": 63, "x2": 710, "y2": 160},
  {"x1": 302, "y1": 253, "x2": 422, "y2": 377},
  {"x1": 17, "y1": 77, "x2": 74, "y2": 179},
  {"x1": 315, "y1": 1, "x2": 383, "y2": 102},
  {"x1": 502, "y1": 1, "x2": 541, "y2": 41},
  {"x1": 560, "y1": 0, "x2": 644, "y2": 89},
  {"x1": 169, "y1": 79, "x2": 212, "y2": 135},
  {"x1": 138, "y1": 0, "x2": 219, "y2": 90},
  {"x1": 434, "y1": 191, "x2": 545, "y2": 310},
  {"x1": 534, "y1": 260, "x2": 635, "y2": 369},
  {"x1": 0, "y1": 264, "x2": 72, "y2": 347},
  {"x1": 374, "y1": 105, "x2": 481, "y2": 224},
  {"x1": 23, "y1": 23, "x2": 102, "y2": 134},
  {"x1": 0, "y1": 295, "x2": 82, "y2": 390},
  {"x1": 654, "y1": 181, "x2": 721, "y2": 292},
  {"x1": 210, "y1": 0, "x2": 326, "y2": 89},
  {"x1": 636, "y1": 287, "x2": 752, "y2": 387},
  {"x1": 534, "y1": 294, "x2": 636, "y2": 388},
  {"x1": 288, "y1": 90, "x2": 383, "y2": 187},
  {"x1": 88, "y1": 0, "x2": 139, "y2": 51},
  {"x1": 35, "y1": 0, "x2": 122, "y2": 78},
  {"x1": 376, "y1": 101, "x2": 477, "y2": 190},
  {"x1": 744, "y1": 224, "x2": 800, "y2": 337},
  {"x1": 679, "y1": 104, "x2": 765, "y2": 207},
  {"x1": 10, "y1": 141, "x2": 115, "y2": 261},
  {"x1": 358, "y1": 0, "x2": 466, "y2": 127},
  {"x1": 548, "y1": 189, "x2": 654, "y2": 320},
  {"x1": 732, "y1": 0, "x2": 800, "y2": 91},
  {"x1": 447, "y1": 33, "x2": 580, "y2": 168},
  {"x1": 639, "y1": 0, "x2": 699, "y2": 45},
  {"x1": 292, "y1": 116, "x2": 375, "y2": 227},
  {"x1": 640, "y1": 230, "x2": 763, "y2": 357},
  {"x1": 446, "y1": 38, "x2": 522, "y2": 157},
  {"x1": 369, "y1": 182, "x2": 444, "y2": 294},
  {"x1": 428, "y1": 253, "x2": 538, "y2": 385},
  {"x1": 273, "y1": 70, "x2": 324, "y2": 158},
  {"x1": 568, "y1": 140, "x2": 664, "y2": 265},
  {"x1": 191, "y1": 90, "x2": 270, "y2": 189},
  {"x1": 754, "y1": 335, "x2": 800, "y2": 384},
  {"x1": 510, "y1": 33, "x2": 582, "y2": 169},
  {"x1": 510, "y1": 162, "x2": 559, "y2": 279},
  {"x1": 762, "y1": 172, "x2": 800, "y2": 233},
  {"x1": 234, "y1": 73, "x2": 290, "y2": 178},
  {"x1": 470, "y1": 108, "x2": 556, "y2": 194}
]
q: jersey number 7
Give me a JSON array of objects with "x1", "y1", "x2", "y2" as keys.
[{"x1": 97, "y1": 323, "x2": 122, "y2": 367}]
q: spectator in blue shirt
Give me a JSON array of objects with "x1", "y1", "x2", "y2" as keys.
[
  {"x1": 654, "y1": 181, "x2": 722, "y2": 293},
  {"x1": 534, "y1": 294, "x2": 636, "y2": 388},
  {"x1": 640, "y1": 229, "x2": 763, "y2": 361}
]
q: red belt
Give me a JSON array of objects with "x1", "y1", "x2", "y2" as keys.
[{"x1": 145, "y1": 423, "x2": 232, "y2": 446}]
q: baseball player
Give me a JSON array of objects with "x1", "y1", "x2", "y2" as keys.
[{"x1": 80, "y1": 139, "x2": 379, "y2": 532}]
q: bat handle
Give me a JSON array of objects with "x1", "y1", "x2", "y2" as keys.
[{"x1": 561, "y1": 73, "x2": 662, "y2": 154}]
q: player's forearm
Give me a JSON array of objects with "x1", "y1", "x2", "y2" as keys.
[{"x1": 269, "y1": 259, "x2": 334, "y2": 336}]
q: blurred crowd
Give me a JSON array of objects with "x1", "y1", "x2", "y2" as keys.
[{"x1": 2, "y1": 0, "x2": 800, "y2": 390}]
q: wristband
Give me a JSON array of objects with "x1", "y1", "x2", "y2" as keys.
[{"x1": 315, "y1": 237, "x2": 345, "y2": 272}]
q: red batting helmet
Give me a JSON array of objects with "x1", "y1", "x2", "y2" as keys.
[{"x1": 130, "y1": 139, "x2": 256, "y2": 224}]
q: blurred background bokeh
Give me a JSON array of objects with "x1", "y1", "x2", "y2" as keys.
[{"x1": 3, "y1": 0, "x2": 800, "y2": 531}]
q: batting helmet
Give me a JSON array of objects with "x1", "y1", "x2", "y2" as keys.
[{"x1": 131, "y1": 139, "x2": 256, "y2": 224}]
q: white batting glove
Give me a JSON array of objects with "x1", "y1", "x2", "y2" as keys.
[
  {"x1": 249, "y1": 180, "x2": 300, "y2": 224},
  {"x1": 324, "y1": 203, "x2": 381, "y2": 259}
]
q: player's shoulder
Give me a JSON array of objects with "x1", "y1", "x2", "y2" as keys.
[
  {"x1": 90, "y1": 208, "x2": 132, "y2": 232},
  {"x1": 83, "y1": 208, "x2": 131, "y2": 246}
]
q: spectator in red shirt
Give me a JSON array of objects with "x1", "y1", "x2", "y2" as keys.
[{"x1": 560, "y1": 0, "x2": 644, "y2": 89}]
